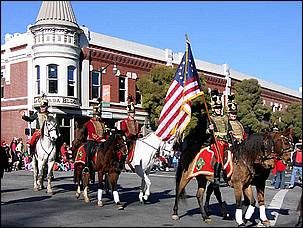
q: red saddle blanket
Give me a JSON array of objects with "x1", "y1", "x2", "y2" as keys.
[
  {"x1": 74, "y1": 145, "x2": 97, "y2": 165},
  {"x1": 188, "y1": 146, "x2": 233, "y2": 179},
  {"x1": 126, "y1": 141, "x2": 136, "y2": 163}
]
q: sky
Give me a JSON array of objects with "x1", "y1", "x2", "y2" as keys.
[{"x1": 1, "y1": 1, "x2": 302, "y2": 92}]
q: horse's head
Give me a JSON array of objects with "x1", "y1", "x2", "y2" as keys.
[
  {"x1": 271, "y1": 128, "x2": 294, "y2": 163},
  {"x1": 42, "y1": 116, "x2": 58, "y2": 142}
]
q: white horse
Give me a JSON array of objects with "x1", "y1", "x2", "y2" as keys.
[
  {"x1": 128, "y1": 132, "x2": 177, "y2": 203},
  {"x1": 32, "y1": 115, "x2": 58, "y2": 194}
]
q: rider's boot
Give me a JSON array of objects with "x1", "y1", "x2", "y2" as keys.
[
  {"x1": 83, "y1": 152, "x2": 90, "y2": 174},
  {"x1": 213, "y1": 162, "x2": 222, "y2": 188}
]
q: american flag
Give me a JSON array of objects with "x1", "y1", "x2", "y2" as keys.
[{"x1": 155, "y1": 40, "x2": 204, "y2": 141}]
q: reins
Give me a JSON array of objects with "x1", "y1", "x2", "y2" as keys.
[{"x1": 39, "y1": 120, "x2": 57, "y2": 156}]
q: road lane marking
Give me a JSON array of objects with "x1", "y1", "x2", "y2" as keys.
[{"x1": 261, "y1": 189, "x2": 288, "y2": 227}]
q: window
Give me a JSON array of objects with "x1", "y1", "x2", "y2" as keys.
[
  {"x1": 91, "y1": 71, "x2": 100, "y2": 99},
  {"x1": 119, "y1": 76, "x2": 126, "y2": 102},
  {"x1": 67, "y1": 66, "x2": 75, "y2": 96},
  {"x1": 48, "y1": 64, "x2": 58, "y2": 93},
  {"x1": 1, "y1": 72, "x2": 4, "y2": 98},
  {"x1": 35, "y1": 65, "x2": 40, "y2": 95},
  {"x1": 136, "y1": 84, "x2": 141, "y2": 105}
]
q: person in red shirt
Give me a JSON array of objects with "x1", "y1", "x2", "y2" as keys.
[
  {"x1": 84, "y1": 101, "x2": 106, "y2": 174},
  {"x1": 60, "y1": 142, "x2": 68, "y2": 163},
  {"x1": 274, "y1": 158, "x2": 287, "y2": 189},
  {"x1": 120, "y1": 95, "x2": 141, "y2": 165}
]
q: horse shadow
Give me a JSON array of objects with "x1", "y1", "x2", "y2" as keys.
[
  {"x1": 1, "y1": 187, "x2": 27, "y2": 193},
  {"x1": 179, "y1": 201, "x2": 290, "y2": 225},
  {"x1": 2, "y1": 196, "x2": 51, "y2": 205}
]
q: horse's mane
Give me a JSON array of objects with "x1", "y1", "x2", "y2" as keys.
[
  {"x1": 72, "y1": 124, "x2": 88, "y2": 151},
  {"x1": 232, "y1": 132, "x2": 273, "y2": 163}
]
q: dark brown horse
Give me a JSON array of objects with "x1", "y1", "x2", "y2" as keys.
[
  {"x1": 73, "y1": 131, "x2": 128, "y2": 209},
  {"x1": 228, "y1": 128, "x2": 293, "y2": 227},
  {"x1": 171, "y1": 140, "x2": 231, "y2": 223}
]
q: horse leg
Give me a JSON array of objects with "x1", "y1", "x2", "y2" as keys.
[
  {"x1": 196, "y1": 176, "x2": 211, "y2": 223},
  {"x1": 143, "y1": 172, "x2": 151, "y2": 201},
  {"x1": 97, "y1": 171, "x2": 104, "y2": 207},
  {"x1": 74, "y1": 164, "x2": 82, "y2": 199},
  {"x1": 139, "y1": 177, "x2": 146, "y2": 204},
  {"x1": 213, "y1": 184, "x2": 230, "y2": 220},
  {"x1": 256, "y1": 183, "x2": 271, "y2": 227},
  {"x1": 243, "y1": 185, "x2": 256, "y2": 224},
  {"x1": 108, "y1": 171, "x2": 124, "y2": 210},
  {"x1": 134, "y1": 166, "x2": 146, "y2": 204},
  {"x1": 32, "y1": 156, "x2": 39, "y2": 191},
  {"x1": 234, "y1": 183, "x2": 245, "y2": 226},
  {"x1": 82, "y1": 170, "x2": 90, "y2": 203},
  {"x1": 37, "y1": 160, "x2": 45, "y2": 190},
  {"x1": 46, "y1": 160, "x2": 55, "y2": 194},
  {"x1": 204, "y1": 182, "x2": 214, "y2": 216},
  {"x1": 171, "y1": 171, "x2": 190, "y2": 220}
]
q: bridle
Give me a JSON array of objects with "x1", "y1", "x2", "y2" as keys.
[
  {"x1": 43, "y1": 120, "x2": 58, "y2": 141},
  {"x1": 260, "y1": 134, "x2": 293, "y2": 162},
  {"x1": 38, "y1": 119, "x2": 58, "y2": 156}
]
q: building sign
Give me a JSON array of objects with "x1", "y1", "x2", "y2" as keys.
[
  {"x1": 102, "y1": 85, "x2": 110, "y2": 107},
  {"x1": 34, "y1": 96, "x2": 80, "y2": 108}
]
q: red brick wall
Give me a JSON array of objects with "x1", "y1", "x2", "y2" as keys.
[
  {"x1": 1, "y1": 110, "x2": 28, "y2": 145},
  {"x1": 1, "y1": 61, "x2": 28, "y2": 144},
  {"x1": 5, "y1": 61, "x2": 28, "y2": 99}
]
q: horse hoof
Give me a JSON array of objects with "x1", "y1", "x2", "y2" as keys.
[
  {"x1": 171, "y1": 214, "x2": 179, "y2": 220},
  {"x1": 47, "y1": 190, "x2": 53, "y2": 195},
  {"x1": 143, "y1": 195, "x2": 149, "y2": 201},
  {"x1": 261, "y1": 220, "x2": 271, "y2": 227},
  {"x1": 97, "y1": 200, "x2": 103, "y2": 207},
  {"x1": 204, "y1": 218, "x2": 212, "y2": 224},
  {"x1": 75, "y1": 193, "x2": 80, "y2": 199},
  {"x1": 116, "y1": 202, "x2": 124, "y2": 210},
  {"x1": 84, "y1": 198, "x2": 90, "y2": 203},
  {"x1": 238, "y1": 223, "x2": 246, "y2": 227}
]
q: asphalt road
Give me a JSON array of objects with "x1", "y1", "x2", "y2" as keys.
[{"x1": 1, "y1": 169, "x2": 302, "y2": 227}]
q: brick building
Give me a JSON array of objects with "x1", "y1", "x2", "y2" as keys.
[{"x1": 1, "y1": 1, "x2": 301, "y2": 146}]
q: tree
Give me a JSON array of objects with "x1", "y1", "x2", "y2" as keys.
[
  {"x1": 234, "y1": 79, "x2": 272, "y2": 133},
  {"x1": 271, "y1": 102, "x2": 302, "y2": 141}
]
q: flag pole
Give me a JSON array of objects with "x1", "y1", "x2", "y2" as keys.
[
  {"x1": 186, "y1": 34, "x2": 222, "y2": 164},
  {"x1": 201, "y1": 93, "x2": 223, "y2": 164}
]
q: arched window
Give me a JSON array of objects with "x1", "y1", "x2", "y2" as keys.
[
  {"x1": 67, "y1": 66, "x2": 75, "y2": 96},
  {"x1": 35, "y1": 65, "x2": 40, "y2": 95},
  {"x1": 48, "y1": 64, "x2": 58, "y2": 93}
]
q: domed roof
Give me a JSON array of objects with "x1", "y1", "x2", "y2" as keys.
[{"x1": 35, "y1": 1, "x2": 79, "y2": 28}]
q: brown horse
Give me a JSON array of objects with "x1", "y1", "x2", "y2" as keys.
[
  {"x1": 171, "y1": 140, "x2": 231, "y2": 223},
  {"x1": 73, "y1": 131, "x2": 128, "y2": 209},
  {"x1": 228, "y1": 128, "x2": 293, "y2": 227}
]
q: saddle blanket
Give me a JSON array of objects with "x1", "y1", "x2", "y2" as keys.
[
  {"x1": 74, "y1": 144, "x2": 97, "y2": 165},
  {"x1": 126, "y1": 142, "x2": 136, "y2": 163},
  {"x1": 188, "y1": 146, "x2": 233, "y2": 179}
]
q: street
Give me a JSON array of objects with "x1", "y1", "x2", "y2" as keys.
[{"x1": 1, "y1": 169, "x2": 301, "y2": 227}]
